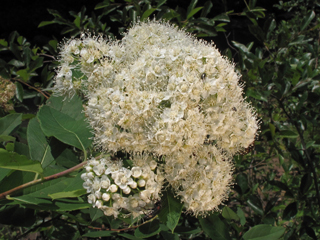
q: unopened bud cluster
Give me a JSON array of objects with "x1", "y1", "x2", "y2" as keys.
[
  {"x1": 81, "y1": 155, "x2": 163, "y2": 218},
  {"x1": 54, "y1": 20, "x2": 259, "y2": 217}
]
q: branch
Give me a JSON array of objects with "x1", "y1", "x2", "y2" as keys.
[
  {"x1": 11, "y1": 77, "x2": 50, "y2": 99},
  {"x1": 0, "y1": 161, "x2": 87, "y2": 200}
]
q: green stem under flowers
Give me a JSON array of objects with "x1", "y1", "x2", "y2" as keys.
[{"x1": 0, "y1": 161, "x2": 87, "y2": 200}]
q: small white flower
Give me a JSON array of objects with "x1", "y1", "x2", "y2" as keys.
[
  {"x1": 129, "y1": 181, "x2": 137, "y2": 189},
  {"x1": 148, "y1": 160, "x2": 157, "y2": 170},
  {"x1": 109, "y1": 184, "x2": 118, "y2": 193},
  {"x1": 95, "y1": 200, "x2": 103, "y2": 208},
  {"x1": 100, "y1": 175, "x2": 111, "y2": 189},
  {"x1": 131, "y1": 167, "x2": 142, "y2": 178},
  {"x1": 102, "y1": 193, "x2": 111, "y2": 201},
  {"x1": 138, "y1": 179, "x2": 146, "y2": 187},
  {"x1": 88, "y1": 194, "x2": 96, "y2": 206},
  {"x1": 114, "y1": 171, "x2": 134, "y2": 189},
  {"x1": 122, "y1": 186, "x2": 131, "y2": 194},
  {"x1": 93, "y1": 163, "x2": 106, "y2": 176}
]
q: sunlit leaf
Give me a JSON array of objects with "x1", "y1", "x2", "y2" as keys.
[{"x1": 38, "y1": 105, "x2": 92, "y2": 151}]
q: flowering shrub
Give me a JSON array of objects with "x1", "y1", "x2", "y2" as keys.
[
  {"x1": 1, "y1": 1, "x2": 319, "y2": 238},
  {"x1": 53, "y1": 20, "x2": 258, "y2": 217}
]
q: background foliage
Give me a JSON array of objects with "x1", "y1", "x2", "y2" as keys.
[{"x1": 0, "y1": 0, "x2": 319, "y2": 239}]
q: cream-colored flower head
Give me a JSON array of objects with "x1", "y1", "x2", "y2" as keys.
[
  {"x1": 55, "y1": 20, "x2": 259, "y2": 216},
  {"x1": 83, "y1": 20, "x2": 258, "y2": 157},
  {"x1": 81, "y1": 155, "x2": 163, "y2": 219}
]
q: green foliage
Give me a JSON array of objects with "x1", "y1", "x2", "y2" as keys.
[
  {"x1": 38, "y1": 0, "x2": 230, "y2": 38},
  {"x1": 228, "y1": 1, "x2": 320, "y2": 239},
  {"x1": 0, "y1": 0, "x2": 319, "y2": 239}
]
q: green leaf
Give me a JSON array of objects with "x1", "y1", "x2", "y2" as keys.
[
  {"x1": 187, "y1": 0, "x2": 198, "y2": 16},
  {"x1": 0, "y1": 135, "x2": 15, "y2": 142},
  {"x1": 135, "y1": 219, "x2": 161, "y2": 238},
  {"x1": 0, "y1": 113, "x2": 22, "y2": 135},
  {"x1": 248, "y1": 25, "x2": 265, "y2": 42},
  {"x1": 200, "y1": 1, "x2": 213, "y2": 17},
  {"x1": 222, "y1": 206, "x2": 239, "y2": 221},
  {"x1": 55, "y1": 148, "x2": 79, "y2": 168},
  {"x1": 29, "y1": 57, "x2": 43, "y2": 72},
  {"x1": 27, "y1": 118, "x2": 54, "y2": 168},
  {"x1": 0, "y1": 168, "x2": 11, "y2": 182},
  {"x1": 6, "y1": 195, "x2": 53, "y2": 205},
  {"x1": 74, "y1": 16, "x2": 81, "y2": 28},
  {"x1": 15, "y1": 82, "x2": 24, "y2": 102},
  {"x1": 38, "y1": 21, "x2": 55, "y2": 28},
  {"x1": 141, "y1": 8, "x2": 156, "y2": 21},
  {"x1": 187, "y1": 7, "x2": 203, "y2": 20},
  {"x1": 14, "y1": 142, "x2": 29, "y2": 157},
  {"x1": 0, "y1": 39, "x2": 8, "y2": 47},
  {"x1": 283, "y1": 202, "x2": 297, "y2": 221},
  {"x1": 237, "y1": 207, "x2": 246, "y2": 225},
  {"x1": 300, "y1": 11, "x2": 315, "y2": 31},
  {"x1": 246, "y1": 89, "x2": 268, "y2": 102},
  {"x1": 37, "y1": 105, "x2": 92, "y2": 151},
  {"x1": 199, "y1": 214, "x2": 231, "y2": 240},
  {"x1": 158, "y1": 191, "x2": 183, "y2": 232},
  {"x1": 89, "y1": 208, "x2": 105, "y2": 222},
  {"x1": 0, "y1": 148, "x2": 43, "y2": 174},
  {"x1": 10, "y1": 170, "x2": 85, "y2": 205},
  {"x1": 279, "y1": 130, "x2": 298, "y2": 138},
  {"x1": 160, "y1": 230, "x2": 179, "y2": 240},
  {"x1": 8, "y1": 59, "x2": 25, "y2": 68},
  {"x1": 289, "y1": 35, "x2": 312, "y2": 46},
  {"x1": 300, "y1": 173, "x2": 312, "y2": 194},
  {"x1": 263, "y1": 18, "x2": 276, "y2": 39},
  {"x1": 46, "y1": 95, "x2": 87, "y2": 121},
  {"x1": 54, "y1": 199, "x2": 90, "y2": 211},
  {"x1": 16, "y1": 69, "x2": 30, "y2": 82},
  {"x1": 48, "y1": 189, "x2": 86, "y2": 200},
  {"x1": 118, "y1": 233, "x2": 143, "y2": 240},
  {"x1": 174, "y1": 226, "x2": 201, "y2": 234},
  {"x1": 236, "y1": 173, "x2": 248, "y2": 194},
  {"x1": 243, "y1": 224, "x2": 285, "y2": 240},
  {"x1": 213, "y1": 13, "x2": 230, "y2": 22},
  {"x1": 82, "y1": 231, "x2": 114, "y2": 238},
  {"x1": 247, "y1": 195, "x2": 263, "y2": 216}
]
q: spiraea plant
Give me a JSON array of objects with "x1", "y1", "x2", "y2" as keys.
[{"x1": 53, "y1": 20, "x2": 259, "y2": 217}]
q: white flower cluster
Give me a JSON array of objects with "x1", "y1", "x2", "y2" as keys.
[
  {"x1": 81, "y1": 155, "x2": 163, "y2": 218},
  {"x1": 54, "y1": 20, "x2": 259, "y2": 216}
]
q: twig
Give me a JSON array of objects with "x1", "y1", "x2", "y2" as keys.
[
  {"x1": 0, "y1": 161, "x2": 87, "y2": 200},
  {"x1": 11, "y1": 77, "x2": 50, "y2": 99},
  {"x1": 38, "y1": 53, "x2": 56, "y2": 60}
]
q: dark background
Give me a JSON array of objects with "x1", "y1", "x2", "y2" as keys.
[{"x1": 0, "y1": 0, "x2": 283, "y2": 48}]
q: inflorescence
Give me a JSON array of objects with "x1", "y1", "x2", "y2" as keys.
[{"x1": 54, "y1": 20, "x2": 259, "y2": 217}]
